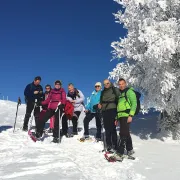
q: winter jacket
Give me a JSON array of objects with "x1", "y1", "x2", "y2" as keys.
[
  {"x1": 117, "y1": 87, "x2": 137, "y2": 118},
  {"x1": 86, "y1": 90, "x2": 101, "y2": 113},
  {"x1": 24, "y1": 82, "x2": 43, "y2": 102},
  {"x1": 100, "y1": 84, "x2": 120, "y2": 111},
  {"x1": 67, "y1": 89, "x2": 85, "y2": 112},
  {"x1": 41, "y1": 88, "x2": 66, "y2": 110}
]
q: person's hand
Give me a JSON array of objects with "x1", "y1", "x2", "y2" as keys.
[
  {"x1": 39, "y1": 91, "x2": 43, "y2": 94},
  {"x1": 71, "y1": 100, "x2": 76, "y2": 104},
  {"x1": 127, "y1": 116, "x2": 133, "y2": 123},
  {"x1": 84, "y1": 110, "x2": 89, "y2": 113},
  {"x1": 115, "y1": 120, "x2": 118, "y2": 126},
  {"x1": 58, "y1": 104, "x2": 65, "y2": 110},
  {"x1": 36, "y1": 101, "x2": 42, "y2": 106},
  {"x1": 98, "y1": 104, "x2": 102, "y2": 109},
  {"x1": 34, "y1": 91, "x2": 39, "y2": 94}
]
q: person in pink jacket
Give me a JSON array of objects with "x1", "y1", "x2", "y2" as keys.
[{"x1": 36, "y1": 80, "x2": 66, "y2": 143}]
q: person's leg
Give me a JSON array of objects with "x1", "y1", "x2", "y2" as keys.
[
  {"x1": 117, "y1": 117, "x2": 130, "y2": 154},
  {"x1": 110, "y1": 109, "x2": 118, "y2": 150},
  {"x1": 34, "y1": 106, "x2": 40, "y2": 129},
  {"x1": 72, "y1": 111, "x2": 81, "y2": 134},
  {"x1": 62, "y1": 114, "x2": 68, "y2": 134},
  {"x1": 53, "y1": 109, "x2": 64, "y2": 138},
  {"x1": 102, "y1": 110, "x2": 112, "y2": 149},
  {"x1": 23, "y1": 101, "x2": 34, "y2": 131},
  {"x1": 83, "y1": 112, "x2": 94, "y2": 137},
  {"x1": 95, "y1": 113, "x2": 102, "y2": 139},
  {"x1": 36, "y1": 109, "x2": 54, "y2": 137}
]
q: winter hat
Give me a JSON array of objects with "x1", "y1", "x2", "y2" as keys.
[
  {"x1": 95, "y1": 82, "x2": 102, "y2": 87},
  {"x1": 34, "y1": 76, "x2": 41, "y2": 81},
  {"x1": 55, "y1": 80, "x2": 62, "y2": 85}
]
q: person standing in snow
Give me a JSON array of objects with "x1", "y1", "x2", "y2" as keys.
[
  {"x1": 98, "y1": 79, "x2": 120, "y2": 152},
  {"x1": 23, "y1": 76, "x2": 43, "y2": 131},
  {"x1": 116, "y1": 78, "x2": 137, "y2": 156},
  {"x1": 66, "y1": 83, "x2": 85, "y2": 135},
  {"x1": 81, "y1": 82, "x2": 102, "y2": 141},
  {"x1": 36, "y1": 80, "x2": 66, "y2": 143}
]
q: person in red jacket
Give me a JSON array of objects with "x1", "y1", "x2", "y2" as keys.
[{"x1": 36, "y1": 80, "x2": 66, "y2": 143}]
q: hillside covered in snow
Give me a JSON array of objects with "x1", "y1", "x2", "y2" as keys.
[{"x1": 0, "y1": 100, "x2": 180, "y2": 180}]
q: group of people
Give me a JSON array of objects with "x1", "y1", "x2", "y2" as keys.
[{"x1": 23, "y1": 76, "x2": 137, "y2": 157}]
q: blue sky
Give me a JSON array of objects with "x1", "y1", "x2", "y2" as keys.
[{"x1": 0, "y1": 0, "x2": 126, "y2": 103}]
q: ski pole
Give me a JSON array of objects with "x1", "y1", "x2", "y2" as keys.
[
  {"x1": 28, "y1": 99, "x2": 37, "y2": 131},
  {"x1": 59, "y1": 111, "x2": 64, "y2": 143},
  {"x1": 13, "y1": 97, "x2": 21, "y2": 133},
  {"x1": 98, "y1": 110, "x2": 106, "y2": 152}
]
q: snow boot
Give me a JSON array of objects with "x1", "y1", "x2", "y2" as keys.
[
  {"x1": 48, "y1": 128, "x2": 53, "y2": 133},
  {"x1": 52, "y1": 137, "x2": 59, "y2": 143},
  {"x1": 127, "y1": 150, "x2": 135, "y2": 156}
]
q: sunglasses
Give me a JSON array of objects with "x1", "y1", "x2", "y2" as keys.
[
  {"x1": 104, "y1": 83, "x2": 110, "y2": 86},
  {"x1": 46, "y1": 87, "x2": 50, "y2": 89},
  {"x1": 95, "y1": 86, "x2": 100, "y2": 88}
]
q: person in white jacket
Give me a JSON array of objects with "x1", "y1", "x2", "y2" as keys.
[{"x1": 66, "y1": 83, "x2": 85, "y2": 135}]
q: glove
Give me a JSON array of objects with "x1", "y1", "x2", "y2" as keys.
[
  {"x1": 93, "y1": 104, "x2": 99, "y2": 111},
  {"x1": 58, "y1": 104, "x2": 65, "y2": 110},
  {"x1": 36, "y1": 101, "x2": 42, "y2": 106}
]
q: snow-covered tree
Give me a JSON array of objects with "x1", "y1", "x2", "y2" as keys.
[{"x1": 109, "y1": 0, "x2": 180, "y2": 138}]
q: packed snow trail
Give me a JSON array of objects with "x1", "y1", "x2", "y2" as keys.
[{"x1": 0, "y1": 100, "x2": 180, "y2": 180}]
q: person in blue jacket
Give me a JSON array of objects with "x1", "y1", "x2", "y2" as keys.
[
  {"x1": 81, "y1": 82, "x2": 102, "y2": 140},
  {"x1": 23, "y1": 76, "x2": 43, "y2": 131}
]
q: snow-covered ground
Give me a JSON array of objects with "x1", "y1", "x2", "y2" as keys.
[{"x1": 0, "y1": 100, "x2": 180, "y2": 180}]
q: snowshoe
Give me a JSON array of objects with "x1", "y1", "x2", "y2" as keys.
[
  {"x1": 28, "y1": 130, "x2": 37, "y2": 142},
  {"x1": 78, "y1": 136, "x2": 93, "y2": 142},
  {"x1": 104, "y1": 152, "x2": 123, "y2": 162}
]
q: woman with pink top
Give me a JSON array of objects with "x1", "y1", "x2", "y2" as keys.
[{"x1": 36, "y1": 80, "x2": 66, "y2": 143}]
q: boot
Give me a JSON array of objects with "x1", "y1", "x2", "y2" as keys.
[{"x1": 52, "y1": 137, "x2": 59, "y2": 143}]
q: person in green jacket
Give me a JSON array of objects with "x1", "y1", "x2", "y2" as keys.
[
  {"x1": 98, "y1": 79, "x2": 120, "y2": 152},
  {"x1": 116, "y1": 78, "x2": 137, "y2": 156}
]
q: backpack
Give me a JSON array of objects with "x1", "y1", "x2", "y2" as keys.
[
  {"x1": 64, "y1": 100, "x2": 74, "y2": 120},
  {"x1": 124, "y1": 88, "x2": 141, "y2": 115}
]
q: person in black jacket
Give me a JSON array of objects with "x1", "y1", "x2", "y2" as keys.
[{"x1": 22, "y1": 76, "x2": 43, "y2": 131}]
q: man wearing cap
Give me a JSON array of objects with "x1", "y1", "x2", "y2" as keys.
[
  {"x1": 23, "y1": 76, "x2": 43, "y2": 131},
  {"x1": 81, "y1": 82, "x2": 102, "y2": 141}
]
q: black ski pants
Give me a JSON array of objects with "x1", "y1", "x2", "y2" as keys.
[
  {"x1": 62, "y1": 111, "x2": 81, "y2": 133},
  {"x1": 36, "y1": 109, "x2": 66, "y2": 138},
  {"x1": 102, "y1": 109, "x2": 117, "y2": 149},
  {"x1": 83, "y1": 112, "x2": 101, "y2": 138},
  {"x1": 23, "y1": 101, "x2": 40, "y2": 128},
  {"x1": 117, "y1": 117, "x2": 133, "y2": 154}
]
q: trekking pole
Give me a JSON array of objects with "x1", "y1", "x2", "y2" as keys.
[
  {"x1": 99, "y1": 111, "x2": 106, "y2": 152},
  {"x1": 13, "y1": 97, "x2": 21, "y2": 133},
  {"x1": 59, "y1": 110, "x2": 64, "y2": 143},
  {"x1": 28, "y1": 99, "x2": 37, "y2": 131}
]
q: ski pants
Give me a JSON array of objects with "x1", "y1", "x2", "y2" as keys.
[
  {"x1": 62, "y1": 111, "x2": 81, "y2": 134},
  {"x1": 117, "y1": 117, "x2": 133, "y2": 154},
  {"x1": 23, "y1": 101, "x2": 40, "y2": 128},
  {"x1": 102, "y1": 109, "x2": 117, "y2": 149},
  {"x1": 83, "y1": 112, "x2": 101, "y2": 138},
  {"x1": 36, "y1": 109, "x2": 66, "y2": 138}
]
